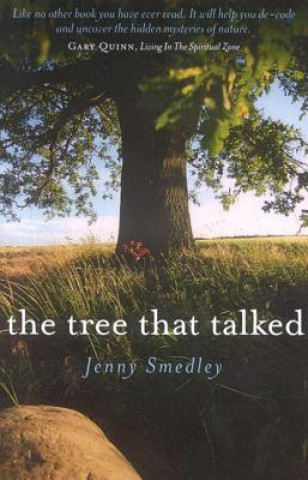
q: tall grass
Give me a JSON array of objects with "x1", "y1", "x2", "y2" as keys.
[
  {"x1": 1, "y1": 238, "x2": 308, "y2": 479},
  {"x1": 2, "y1": 238, "x2": 308, "y2": 361}
]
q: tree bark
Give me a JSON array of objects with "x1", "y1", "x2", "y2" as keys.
[{"x1": 116, "y1": 98, "x2": 194, "y2": 253}]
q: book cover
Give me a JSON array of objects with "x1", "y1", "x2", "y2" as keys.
[{"x1": 0, "y1": 1, "x2": 308, "y2": 479}]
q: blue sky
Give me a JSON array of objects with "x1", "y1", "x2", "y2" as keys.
[{"x1": 1, "y1": 83, "x2": 308, "y2": 246}]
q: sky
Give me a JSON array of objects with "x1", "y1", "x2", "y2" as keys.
[{"x1": 1, "y1": 83, "x2": 308, "y2": 246}]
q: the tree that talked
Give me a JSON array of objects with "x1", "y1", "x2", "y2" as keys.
[{"x1": 0, "y1": 0, "x2": 308, "y2": 252}]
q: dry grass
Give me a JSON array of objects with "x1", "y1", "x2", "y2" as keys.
[
  {"x1": 2, "y1": 236, "x2": 308, "y2": 281},
  {"x1": 199, "y1": 236, "x2": 308, "y2": 264},
  {"x1": 0, "y1": 244, "x2": 114, "y2": 281}
]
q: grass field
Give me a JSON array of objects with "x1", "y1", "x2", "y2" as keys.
[
  {"x1": 0, "y1": 237, "x2": 308, "y2": 480},
  {"x1": 0, "y1": 243, "x2": 114, "y2": 280},
  {"x1": 1, "y1": 236, "x2": 308, "y2": 280}
]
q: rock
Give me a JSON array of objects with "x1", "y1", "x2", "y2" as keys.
[{"x1": 0, "y1": 405, "x2": 142, "y2": 480}]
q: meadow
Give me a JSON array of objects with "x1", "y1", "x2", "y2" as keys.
[{"x1": 0, "y1": 237, "x2": 308, "y2": 480}]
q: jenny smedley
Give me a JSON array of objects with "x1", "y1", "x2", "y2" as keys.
[{"x1": 81, "y1": 356, "x2": 223, "y2": 381}]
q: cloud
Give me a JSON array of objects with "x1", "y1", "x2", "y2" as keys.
[
  {"x1": 0, "y1": 216, "x2": 119, "y2": 246},
  {"x1": 190, "y1": 192, "x2": 307, "y2": 238}
]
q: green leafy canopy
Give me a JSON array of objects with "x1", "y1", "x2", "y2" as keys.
[{"x1": 0, "y1": 0, "x2": 308, "y2": 222}]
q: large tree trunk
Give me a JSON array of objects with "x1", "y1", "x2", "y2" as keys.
[{"x1": 116, "y1": 98, "x2": 194, "y2": 253}]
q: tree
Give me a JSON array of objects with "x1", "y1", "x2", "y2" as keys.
[{"x1": 0, "y1": 0, "x2": 308, "y2": 252}]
